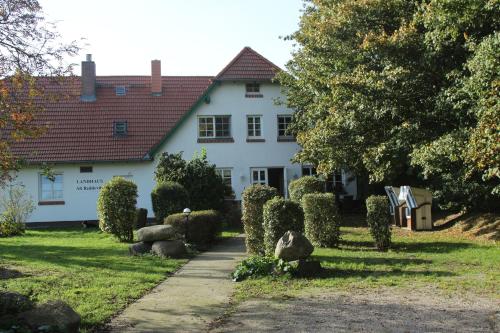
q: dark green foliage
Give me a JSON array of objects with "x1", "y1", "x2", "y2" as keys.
[
  {"x1": 279, "y1": 0, "x2": 499, "y2": 210},
  {"x1": 97, "y1": 177, "x2": 137, "y2": 242},
  {"x1": 302, "y1": 193, "x2": 341, "y2": 247},
  {"x1": 231, "y1": 256, "x2": 295, "y2": 282},
  {"x1": 241, "y1": 184, "x2": 279, "y2": 255},
  {"x1": 366, "y1": 195, "x2": 392, "y2": 251},
  {"x1": 164, "y1": 210, "x2": 221, "y2": 250},
  {"x1": 135, "y1": 208, "x2": 148, "y2": 229},
  {"x1": 288, "y1": 176, "x2": 324, "y2": 203},
  {"x1": 263, "y1": 197, "x2": 304, "y2": 256},
  {"x1": 154, "y1": 150, "x2": 227, "y2": 211},
  {"x1": 151, "y1": 181, "x2": 189, "y2": 223}
]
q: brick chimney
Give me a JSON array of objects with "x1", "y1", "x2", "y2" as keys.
[
  {"x1": 151, "y1": 60, "x2": 162, "y2": 96},
  {"x1": 81, "y1": 54, "x2": 96, "y2": 102}
]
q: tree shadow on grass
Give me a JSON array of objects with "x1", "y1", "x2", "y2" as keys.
[
  {"x1": 316, "y1": 267, "x2": 455, "y2": 280},
  {"x1": 0, "y1": 266, "x2": 25, "y2": 280},
  {"x1": 392, "y1": 241, "x2": 475, "y2": 254},
  {"x1": 313, "y1": 255, "x2": 432, "y2": 267},
  {"x1": 0, "y1": 243, "x2": 180, "y2": 275}
]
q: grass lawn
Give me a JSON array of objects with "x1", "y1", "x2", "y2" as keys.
[
  {"x1": 0, "y1": 227, "x2": 186, "y2": 331},
  {"x1": 235, "y1": 225, "x2": 500, "y2": 301}
]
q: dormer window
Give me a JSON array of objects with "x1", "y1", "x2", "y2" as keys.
[
  {"x1": 245, "y1": 83, "x2": 263, "y2": 98},
  {"x1": 113, "y1": 121, "x2": 128, "y2": 137},
  {"x1": 115, "y1": 86, "x2": 127, "y2": 96}
]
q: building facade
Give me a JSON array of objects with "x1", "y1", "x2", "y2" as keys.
[{"x1": 4, "y1": 47, "x2": 357, "y2": 223}]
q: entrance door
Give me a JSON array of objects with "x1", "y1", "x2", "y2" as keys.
[{"x1": 268, "y1": 168, "x2": 284, "y2": 197}]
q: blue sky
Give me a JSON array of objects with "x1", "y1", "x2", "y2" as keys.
[{"x1": 40, "y1": 0, "x2": 304, "y2": 76}]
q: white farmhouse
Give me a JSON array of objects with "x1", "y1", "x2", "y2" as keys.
[{"x1": 5, "y1": 47, "x2": 358, "y2": 224}]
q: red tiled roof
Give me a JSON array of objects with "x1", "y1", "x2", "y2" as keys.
[
  {"x1": 214, "y1": 47, "x2": 281, "y2": 81},
  {"x1": 7, "y1": 47, "x2": 282, "y2": 163},
  {"x1": 10, "y1": 76, "x2": 212, "y2": 163}
]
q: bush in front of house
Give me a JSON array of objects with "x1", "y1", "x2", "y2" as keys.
[
  {"x1": 263, "y1": 197, "x2": 304, "y2": 256},
  {"x1": 366, "y1": 195, "x2": 392, "y2": 251},
  {"x1": 164, "y1": 210, "x2": 221, "y2": 250},
  {"x1": 0, "y1": 185, "x2": 35, "y2": 237},
  {"x1": 154, "y1": 150, "x2": 229, "y2": 211},
  {"x1": 97, "y1": 177, "x2": 137, "y2": 242},
  {"x1": 241, "y1": 184, "x2": 279, "y2": 255},
  {"x1": 151, "y1": 181, "x2": 189, "y2": 223},
  {"x1": 288, "y1": 176, "x2": 324, "y2": 203},
  {"x1": 302, "y1": 193, "x2": 341, "y2": 247}
]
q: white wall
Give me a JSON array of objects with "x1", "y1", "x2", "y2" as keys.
[{"x1": 156, "y1": 82, "x2": 303, "y2": 200}]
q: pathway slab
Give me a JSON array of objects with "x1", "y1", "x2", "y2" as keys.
[{"x1": 105, "y1": 235, "x2": 246, "y2": 333}]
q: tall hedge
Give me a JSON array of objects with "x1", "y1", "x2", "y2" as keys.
[
  {"x1": 97, "y1": 177, "x2": 137, "y2": 242},
  {"x1": 241, "y1": 184, "x2": 279, "y2": 255},
  {"x1": 288, "y1": 176, "x2": 324, "y2": 203},
  {"x1": 302, "y1": 193, "x2": 341, "y2": 247},
  {"x1": 366, "y1": 195, "x2": 392, "y2": 251},
  {"x1": 164, "y1": 210, "x2": 221, "y2": 250},
  {"x1": 263, "y1": 197, "x2": 304, "y2": 256},
  {"x1": 151, "y1": 181, "x2": 189, "y2": 223}
]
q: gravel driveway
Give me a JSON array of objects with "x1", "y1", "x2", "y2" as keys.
[{"x1": 210, "y1": 288, "x2": 499, "y2": 332}]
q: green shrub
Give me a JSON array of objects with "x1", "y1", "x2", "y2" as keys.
[
  {"x1": 154, "y1": 150, "x2": 228, "y2": 211},
  {"x1": 164, "y1": 210, "x2": 221, "y2": 250},
  {"x1": 288, "y1": 176, "x2": 324, "y2": 203},
  {"x1": 231, "y1": 256, "x2": 295, "y2": 282},
  {"x1": 302, "y1": 193, "x2": 341, "y2": 247},
  {"x1": 241, "y1": 184, "x2": 279, "y2": 255},
  {"x1": 97, "y1": 177, "x2": 137, "y2": 242},
  {"x1": 151, "y1": 181, "x2": 189, "y2": 223},
  {"x1": 263, "y1": 197, "x2": 304, "y2": 256},
  {"x1": 366, "y1": 195, "x2": 392, "y2": 251},
  {"x1": 135, "y1": 208, "x2": 148, "y2": 229},
  {"x1": 0, "y1": 185, "x2": 34, "y2": 237}
]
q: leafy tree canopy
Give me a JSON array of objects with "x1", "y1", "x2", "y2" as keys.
[{"x1": 279, "y1": 0, "x2": 499, "y2": 210}]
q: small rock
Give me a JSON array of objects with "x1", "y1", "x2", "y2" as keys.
[
  {"x1": 129, "y1": 242, "x2": 152, "y2": 255},
  {"x1": 0, "y1": 291, "x2": 33, "y2": 316},
  {"x1": 137, "y1": 225, "x2": 180, "y2": 242},
  {"x1": 151, "y1": 240, "x2": 187, "y2": 258},
  {"x1": 275, "y1": 231, "x2": 314, "y2": 261},
  {"x1": 290, "y1": 259, "x2": 322, "y2": 277},
  {"x1": 17, "y1": 300, "x2": 80, "y2": 333}
]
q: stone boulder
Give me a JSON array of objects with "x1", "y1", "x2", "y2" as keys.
[
  {"x1": 0, "y1": 291, "x2": 33, "y2": 316},
  {"x1": 275, "y1": 231, "x2": 314, "y2": 262},
  {"x1": 151, "y1": 240, "x2": 187, "y2": 258},
  {"x1": 17, "y1": 300, "x2": 80, "y2": 333},
  {"x1": 129, "y1": 242, "x2": 153, "y2": 256},
  {"x1": 289, "y1": 259, "x2": 322, "y2": 277},
  {"x1": 137, "y1": 225, "x2": 179, "y2": 242}
]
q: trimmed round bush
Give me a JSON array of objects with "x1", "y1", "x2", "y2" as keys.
[
  {"x1": 241, "y1": 184, "x2": 279, "y2": 255},
  {"x1": 97, "y1": 177, "x2": 137, "y2": 242},
  {"x1": 366, "y1": 195, "x2": 392, "y2": 251},
  {"x1": 165, "y1": 210, "x2": 221, "y2": 250},
  {"x1": 288, "y1": 176, "x2": 324, "y2": 203},
  {"x1": 263, "y1": 197, "x2": 304, "y2": 256},
  {"x1": 302, "y1": 193, "x2": 341, "y2": 247},
  {"x1": 151, "y1": 181, "x2": 189, "y2": 223}
]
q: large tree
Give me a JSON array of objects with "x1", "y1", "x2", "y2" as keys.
[
  {"x1": 0, "y1": 0, "x2": 79, "y2": 184},
  {"x1": 279, "y1": 0, "x2": 499, "y2": 210}
]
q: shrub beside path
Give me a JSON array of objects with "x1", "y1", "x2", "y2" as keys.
[{"x1": 105, "y1": 235, "x2": 246, "y2": 333}]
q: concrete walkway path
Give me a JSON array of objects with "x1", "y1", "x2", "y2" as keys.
[{"x1": 105, "y1": 236, "x2": 246, "y2": 333}]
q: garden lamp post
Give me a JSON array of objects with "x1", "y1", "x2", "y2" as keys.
[{"x1": 183, "y1": 208, "x2": 191, "y2": 241}]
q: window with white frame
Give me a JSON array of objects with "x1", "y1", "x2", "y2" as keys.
[
  {"x1": 277, "y1": 115, "x2": 293, "y2": 138},
  {"x1": 302, "y1": 166, "x2": 317, "y2": 176},
  {"x1": 245, "y1": 83, "x2": 260, "y2": 93},
  {"x1": 251, "y1": 168, "x2": 267, "y2": 185},
  {"x1": 198, "y1": 116, "x2": 231, "y2": 138},
  {"x1": 216, "y1": 168, "x2": 232, "y2": 188},
  {"x1": 39, "y1": 173, "x2": 63, "y2": 201},
  {"x1": 247, "y1": 115, "x2": 262, "y2": 138}
]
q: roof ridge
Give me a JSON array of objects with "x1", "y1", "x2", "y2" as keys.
[{"x1": 214, "y1": 47, "x2": 281, "y2": 81}]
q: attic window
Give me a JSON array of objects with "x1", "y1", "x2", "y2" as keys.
[
  {"x1": 115, "y1": 86, "x2": 126, "y2": 96},
  {"x1": 245, "y1": 82, "x2": 263, "y2": 98},
  {"x1": 80, "y1": 166, "x2": 93, "y2": 173},
  {"x1": 113, "y1": 121, "x2": 128, "y2": 137}
]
